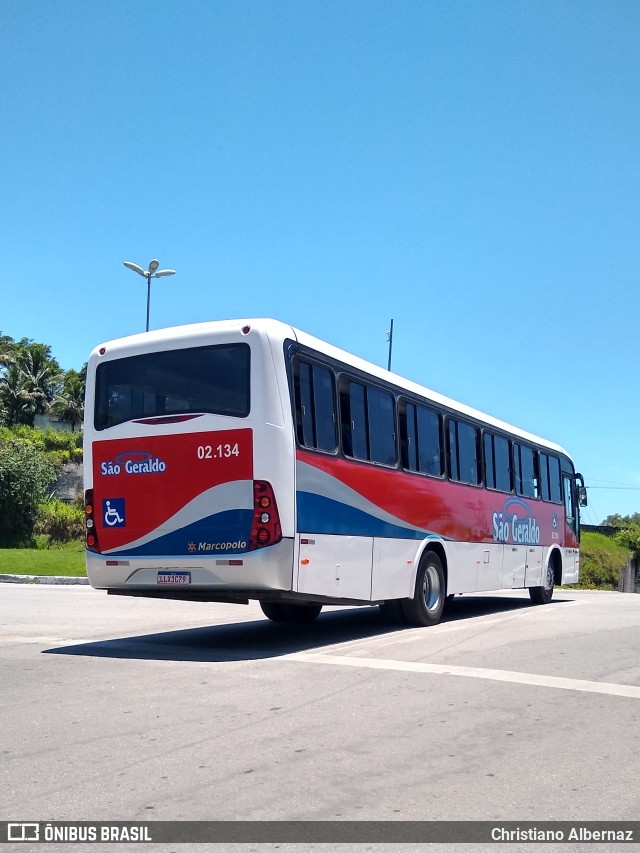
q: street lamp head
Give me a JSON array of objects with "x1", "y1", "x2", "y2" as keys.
[
  {"x1": 124, "y1": 258, "x2": 176, "y2": 332},
  {"x1": 123, "y1": 261, "x2": 146, "y2": 277}
]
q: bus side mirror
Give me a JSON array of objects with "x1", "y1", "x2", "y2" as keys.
[{"x1": 576, "y1": 473, "x2": 588, "y2": 507}]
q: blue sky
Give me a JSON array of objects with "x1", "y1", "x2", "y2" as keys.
[{"x1": 1, "y1": 0, "x2": 639, "y2": 522}]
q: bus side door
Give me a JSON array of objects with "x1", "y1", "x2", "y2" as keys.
[
  {"x1": 502, "y1": 544, "x2": 527, "y2": 588},
  {"x1": 562, "y1": 473, "x2": 579, "y2": 583}
]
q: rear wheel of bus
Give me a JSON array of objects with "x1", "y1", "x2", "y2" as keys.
[
  {"x1": 529, "y1": 561, "x2": 555, "y2": 605},
  {"x1": 260, "y1": 601, "x2": 323, "y2": 623},
  {"x1": 401, "y1": 551, "x2": 446, "y2": 627}
]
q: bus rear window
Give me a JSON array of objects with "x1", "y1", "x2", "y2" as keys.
[{"x1": 94, "y1": 343, "x2": 250, "y2": 430}]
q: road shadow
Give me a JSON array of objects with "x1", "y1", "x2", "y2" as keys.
[{"x1": 42, "y1": 594, "x2": 574, "y2": 664}]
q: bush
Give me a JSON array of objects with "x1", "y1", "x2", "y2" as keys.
[
  {"x1": 0, "y1": 438, "x2": 57, "y2": 545},
  {"x1": 40, "y1": 428, "x2": 83, "y2": 453},
  {"x1": 0, "y1": 424, "x2": 45, "y2": 448},
  {"x1": 0, "y1": 425, "x2": 82, "y2": 453},
  {"x1": 35, "y1": 498, "x2": 85, "y2": 543},
  {"x1": 48, "y1": 449, "x2": 71, "y2": 466},
  {"x1": 614, "y1": 524, "x2": 640, "y2": 555},
  {"x1": 577, "y1": 532, "x2": 631, "y2": 590}
]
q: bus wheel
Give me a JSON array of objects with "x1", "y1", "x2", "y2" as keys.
[
  {"x1": 401, "y1": 551, "x2": 446, "y2": 627},
  {"x1": 260, "y1": 601, "x2": 322, "y2": 623},
  {"x1": 529, "y1": 564, "x2": 554, "y2": 605}
]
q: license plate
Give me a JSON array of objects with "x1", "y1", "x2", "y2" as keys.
[{"x1": 157, "y1": 571, "x2": 191, "y2": 585}]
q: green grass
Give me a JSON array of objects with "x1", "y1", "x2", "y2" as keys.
[
  {"x1": 0, "y1": 542, "x2": 86, "y2": 576},
  {"x1": 573, "y1": 531, "x2": 631, "y2": 590}
]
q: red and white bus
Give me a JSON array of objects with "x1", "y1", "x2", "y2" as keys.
[{"x1": 83, "y1": 318, "x2": 586, "y2": 626}]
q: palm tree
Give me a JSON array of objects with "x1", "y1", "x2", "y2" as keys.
[
  {"x1": 16, "y1": 344, "x2": 63, "y2": 417},
  {"x1": 0, "y1": 333, "x2": 17, "y2": 370},
  {"x1": 0, "y1": 364, "x2": 33, "y2": 426},
  {"x1": 0, "y1": 341, "x2": 63, "y2": 427},
  {"x1": 50, "y1": 370, "x2": 85, "y2": 432}
]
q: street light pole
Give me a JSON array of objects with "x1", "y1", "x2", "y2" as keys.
[
  {"x1": 123, "y1": 259, "x2": 176, "y2": 332},
  {"x1": 146, "y1": 276, "x2": 152, "y2": 332}
]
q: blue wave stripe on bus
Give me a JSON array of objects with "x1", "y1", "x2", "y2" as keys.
[
  {"x1": 107, "y1": 508, "x2": 254, "y2": 557},
  {"x1": 297, "y1": 492, "x2": 428, "y2": 539},
  {"x1": 297, "y1": 460, "x2": 429, "y2": 533}
]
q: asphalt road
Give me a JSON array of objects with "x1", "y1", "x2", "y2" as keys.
[{"x1": 1, "y1": 585, "x2": 639, "y2": 852}]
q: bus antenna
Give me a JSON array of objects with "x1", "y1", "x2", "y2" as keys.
[{"x1": 387, "y1": 319, "x2": 394, "y2": 371}]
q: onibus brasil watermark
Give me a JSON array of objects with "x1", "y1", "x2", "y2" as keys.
[{"x1": 2, "y1": 821, "x2": 638, "y2": 844}]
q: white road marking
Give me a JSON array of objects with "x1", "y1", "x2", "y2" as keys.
[
  {"x1": 332, "y1": 601, "x2": 582, "y2": 656},
  {"x1": 0, "y1": 636, "x2": 97, "y2": 645},
  {"x1": 288, "y1": 652, "x2": 640, "y2": 699}
]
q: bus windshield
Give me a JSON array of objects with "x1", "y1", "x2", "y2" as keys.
[{"x1": 94, "y1": 342, "x2": 251, "y2": 430}]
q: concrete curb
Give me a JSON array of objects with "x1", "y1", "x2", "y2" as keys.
[{"x1": 0, "y1": 574, "x2": 90, "y2": 585}]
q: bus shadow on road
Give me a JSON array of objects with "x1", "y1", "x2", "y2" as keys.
[{"x1": 42, "y1": 594, "x2": 573, "y2": 663}]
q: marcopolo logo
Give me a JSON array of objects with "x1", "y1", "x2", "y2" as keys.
[
  {"x1": 100, "y1": 450, "x2": 167, "y2": 476},
  {"x1": 492, "y1": 497, "x2": 541, "y2": 545},
  {"x1": 188, "y1": 540, "x2": 247, "y2": 552}
]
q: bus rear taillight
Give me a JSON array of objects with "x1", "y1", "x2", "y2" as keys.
[
  {"x1": 249, "y1": 481, "x2": 282, "y2": 550},
  {"x1": 84, "y1": 489, "x2": 100, "y2": 553}
]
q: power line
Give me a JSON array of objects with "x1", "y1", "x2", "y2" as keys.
[
  {"x1": 586, "y1": 478, "x2": 640, "y2": 487},
  {"x1": 586, "y1": 485, "x2": 640, "y2": 491}
]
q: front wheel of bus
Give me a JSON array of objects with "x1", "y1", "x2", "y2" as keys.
[
  {"x1": 260, "y1": 601, "x2": 323, "y2": 623},
  {"x1": 401, "y1": 551, "x2": 446, "y2": 627},
  {"x1": 529, "y1": 564, "x2": 554, "y2": 605}
]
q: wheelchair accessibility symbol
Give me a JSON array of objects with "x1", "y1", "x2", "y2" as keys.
[{"x1": 103, "y1": 498, "x2": 126, "y2": 527}]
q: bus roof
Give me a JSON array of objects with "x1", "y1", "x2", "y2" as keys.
[{"x1": 90, "y1": 317, "x2": 572, "y2": 460}]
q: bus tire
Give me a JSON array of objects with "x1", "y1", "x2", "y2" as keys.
[
  {"x1": 401, "y1": 551, "x2": 446, "y2": 627},
  {"x1": 260, "y1": 601, "x2": 322, "y2": 623},
  {"x1": 529, "y1": 563, "x2": 554, "y2": 605}
]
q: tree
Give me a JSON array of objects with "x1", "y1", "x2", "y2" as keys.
[
  {"x1": 0, "y1": 437, "x2": 57, "y2": 544},
  {"x1": 601, "y1": 513, "x2": 640, "y2": 557},
  {"x1": 16, "y1": 343, "x2": 63, "y2": 416},
  {"x1": 616, "y1": 526, "x2": 640, "y2": 554},
  {"x1": 602, "y1": 512, "x2": 640, "y2": 528},
  {"x1": 0, "y1": 338, "x2": 63, "y2": 427},
  {"x1": 50, "y1": 369, "x2": 85, "y2": 432},
  {"x1": 0, "y1": 334, "x2": 14, "y2": 365},
  {"x1": 0, "y1": 333, "x2": 33, "y2": 369},
  {"x1": 0, "y1": 364, "x2": 33, "y2": 426}
]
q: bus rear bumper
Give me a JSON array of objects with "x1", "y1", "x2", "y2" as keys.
[{"x1": 85, "y1": 538, "x2": 295, "y2": 593}]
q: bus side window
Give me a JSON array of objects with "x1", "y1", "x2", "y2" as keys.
[
  {"x1": 341, "y1": 380, "x2": 396, "y2": 465},
  {"x1": 293, "y1": 360, "x2": 337, "y2": 452},
  {"x1": 515, "y1": 443, "x2": 538, "y2": 499},
  {"x1": 549, "y1": 456, "x2": 561, "y2": 503},
  {"x1": 417, "y1": 405, "x2": 442, "y2": 475},
  {"x1": 339, "y1": 379, "x2": 363, "y2": 459},
  {"x1": 563, "y1": 473, "x2": 576, "y2": 530},
  {"x1": 312, "y1": 364, "x2": 337, "y2": 451},
  {"x1": 367, "y1": 386, "x2": 396, "y2": 466},
  {"x1": 484, "y1": 432, "x2": 496, "y2": 489},
  {"x1": 448, "y1": 418, "x2": 480, "y2": 485},
  {"x1": 494, "y1": 435, "x2": 512, "y2": 492},
  {"x1": 540, "y1": 453, "x2": 561, "y2": 503},
  {"x1": 401, "y1": 401, "x2": 442, "y2": 476},
  {"x1": 295, "y1": 361, "x2": 314, "y2": 447},
  {"x1": 401, "y1": 402, "x2": 418, "y2": 471},
  {"x1": 348, "y1": 381, "x2": 368, "y2": 460}
]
